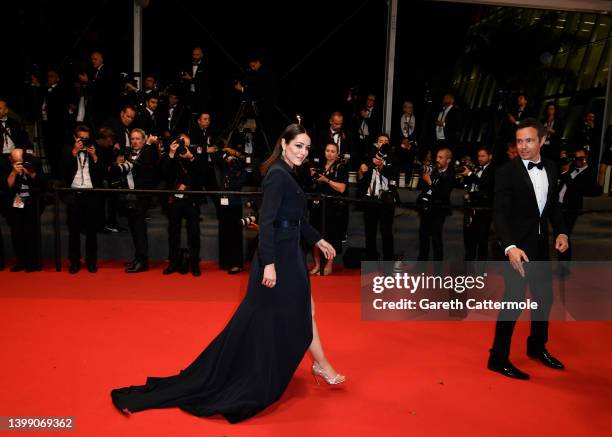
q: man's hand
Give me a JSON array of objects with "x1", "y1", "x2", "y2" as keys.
[
  {"x1": 422, "y1": 173, "x2": 432, "y2": 186},
  {"x1": 459, "y1": 166, "x2": 470, "y2": 177},
  {"x1": 206, "y1": 146, "x2": 218, "y2": 154},
  {"x1": 180, "y1": 148, "x2": 193, "y2": 160},
  {"x1": 508, "y1": 114, "x2": 517, "y2": 124},
  {"x1": 12, "y1": 161, "x2": 24, "y2": 175},
  {"x1": 234, "y1": 81, "x2": 244, "y2": 93},
  {"x1": 182, "y1": 72, "x2": 192, "y2": 81},
  {"x1": 72, "y1": 139, "x2": 83, "y2": 156},
  {"x1": 555, "y1": 234, "x2": 569, "y2": 253},
  {"x1": 168, "y1": 141, "x2": 179, "y2": 158},
  {"x1": 146, "y1": 134, "x2": 159, "y2": 145},
  {"x1": 316, "y1": 239, "x2": 336, "y2": 260},
  {"x1": 262, "y1": 263, "x2": 277, "y2": 288},
  {"x1": 86, "y1": 145, "x2": 97, "y2": 162},
  {"x1": 507, "y1": 247, "x2": 529, "y2": 277}
]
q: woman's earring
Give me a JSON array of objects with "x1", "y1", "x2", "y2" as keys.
[{"x1": 281, "y1": 149, "x2": 286, "y2": 158}]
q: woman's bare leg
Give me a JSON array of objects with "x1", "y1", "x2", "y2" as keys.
[{"x1": 308, "y1": 295, "x2": 341, "y2": 376}]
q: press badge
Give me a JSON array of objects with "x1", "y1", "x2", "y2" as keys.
[
  {"x1": 220, "y1": 197, "x2": 229, "y2": 206},
  {"x1": 197, "y1": 146, "x2": 203, "y2": 154},
  {"x1": 390, "y1": 180, "x2": 397, "y2": 186},
  {"x1": 246, "y1": 156, "x2": 251, "y2": 164}
]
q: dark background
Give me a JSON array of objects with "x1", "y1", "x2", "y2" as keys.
[{"x1": 1, "y1": 0, "x2": 480, "y2": 132}]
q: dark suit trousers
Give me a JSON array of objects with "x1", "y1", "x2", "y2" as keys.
[
  {"x1": 558, "y1": 212, "x2": 578, "y2": 262},
  {"x1": 364, "y1": 202, "x2": 395, "y2": 260},
  {"x1": 127, "y1": 198, "x2": 149, "y2": 263},
  {"x1": 218, "y1": 204, "x2": 243, "y2": 269},
  {"x1": 67, "y1": 194, "x2": 99, "y2": 265},
  {"x1": 491, "y1": 235, "x2": 553, "y2": 361},
  {"x1": 464, "y1": 210, "x2": 492, "y2": 261},
  {"x1": 8, "y1": 203, "x2": 42, "y2": 268},
  {"x1": 418, "y1": 211, "x2": 446, "y2": 261},
  {"x1": 167, "y1": 198, "x2": 201, "y2": 265}
]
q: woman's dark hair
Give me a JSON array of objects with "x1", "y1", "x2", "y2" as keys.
[{"x1": 260, "y1": 123, "x2": 309, "y2": 176}]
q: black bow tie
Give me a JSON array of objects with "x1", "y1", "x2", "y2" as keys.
[{"x1": 528, "y1": 161, "x2": 544, "y2": 170}]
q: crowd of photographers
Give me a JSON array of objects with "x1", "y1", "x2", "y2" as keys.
[{"x1": 0, "y1": 47, "x2": 609, "y2": 275}]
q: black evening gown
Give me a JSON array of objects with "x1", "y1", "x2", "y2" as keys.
[{"x1": 111, "y1": 159, "x2": 322, "y2": 423}]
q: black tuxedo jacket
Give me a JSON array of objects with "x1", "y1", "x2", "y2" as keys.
[
  {"x1": 559, "y1": 165, "x2": 600, "y2": 213},
  {"x1": 463, "y1": 163, "x2": 495, "y2": 207},
  {"x1": 437, "y1": 106, "x2": 461, "y2": 145},
  {"x1": 39, "y1": 82, "x2": 70, "y2": 125},
  {"x1": 183, "y1": 62, "x2": 211, "y2": 101},
  {"x1": 158, "y1": 103, "x2": 192, "y2": 137},
  {"x1": 135, "y1": 109, "x2": 160, "y2": 136},
  {"x1": 103, "y1": 117, "x2": 132, "y2": 150},
  {"x1": 356, "y1": 163, "x2": 400, "y2": 203},
  {"x1": 417, "y1": 167, "x2": 455, "y2": 215},
  {"x1": 88, "y1": 65, "x2": 118, "y2": 124},
  {"x1": 315, "y1": 127, "x2": 352, "y2": 162},
  {"x1": 1, "y1": 118, "x2": 30, "y2": 149},
  {"x1": 493, "y1": 157, "x2": 567, "y2": 260},
  {"x1": 60, "y1": 145, "x2": 105, "y2": 189}
]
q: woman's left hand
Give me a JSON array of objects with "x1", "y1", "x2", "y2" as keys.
[{"x1": 316, "y1": 239, "x2": 336, "y2": 260}]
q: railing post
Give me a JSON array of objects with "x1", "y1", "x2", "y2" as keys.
[{"x1": 54, "y1": 190, "x2": 62, "y2": 272}]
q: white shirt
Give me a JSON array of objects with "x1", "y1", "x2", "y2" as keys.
[
  {"x1": 76, "y1": 95, "x2": 86, "y2": 122},
  {"x1": 191, "y1": 62, "x2": 200, "y2": 93},
  {"x1": 359, "y1": 108, "x2": 372, "y2": 139},
  {"x1": 436, "y1": 105, "x2": 453, "y2": 140},
  {"x1": 330, "y1": 128, "x2": 342, "y2": 152},
  {"x1": 41, "y1": 83, "x2": 57, "y2": 121},
  {"x1": 366, "y1": 167, "x2": 389, "y2": 198},
  {"x1": 1, "y1": 118, "x2": 15, "y2": 154},
  {"x1": 401, "y1": 113, "x2": 415, "y2": 138},
  {"x1": 71, "y1": 152, "x2": 93, "y2": 189}
]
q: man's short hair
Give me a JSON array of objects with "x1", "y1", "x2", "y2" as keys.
[
  {"x1": 130, "y1": 128, "x2": 146, "y2": 139},
  {"x1": 516, "y1": 118, "x2": 547, "y2": 139},
  {"x1": 438, "y1": 147, "x2": 452, "y2": 159},
  {"x1": 574, "y1": 147, "x2": 589, "y2": 156},
  {"x1": 96, "y1": 127, "x2": 114, "y2": 140},
  {"x1": 145, "y1": 93, "x2": 159, "y2": 102},
  {"x1": 476, "y1": 145, "x2": 492, "y2": 155},
  {"x1": 74, "y1": 124, "x2": 90, "y2": 136},
  {"x1": 121, "y1": 104, "x2": 137, "y2": 113}
]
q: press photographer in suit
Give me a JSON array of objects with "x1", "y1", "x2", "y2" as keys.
[
  {"x1": 111, "y1": 128, "x2": 159, "y2": 273},
  {"x1": 1, "y1": 148, "x2": 45, "y2": 272},
  {"x1": 459, "y1": 146, "x2": 494, "y2": 261},
  {"x1": 558, "y1": 148, "x2": 600, "y2": 263},
  {"x1": 416, "y1": 148, "x2": 454, "y2": 261},
  {"x1": 161, "y1": 133, "x2": 203, "y2": 276},
  {"x1": 61, "y1": 125, "x2": 104, "y2": 273},
  {"x1": 357, "y1": 145, "x2": 400, "y2": 261},
  {"x1": 488, "y1": 118, "x2": 568, "y2": 380}
]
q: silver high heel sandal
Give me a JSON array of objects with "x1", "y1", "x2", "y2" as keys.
[{"x1": 312, "y1": 361, "x2": 346, "y2": 385}]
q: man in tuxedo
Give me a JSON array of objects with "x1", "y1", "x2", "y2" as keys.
[
  {"x1": 181, "y1": 46, "x2": 212, "y2": 114},
  {"x1": 191, "y1": 112, "x2": 221, "y2": 212},
  {"x1": 488, "y1": 118, "x2": 569, "y2": 380},
  {"x1": 397, "y1": 100, "x2": 418, "y2": 177},
  {"x1": 134, "y1": 93, "x2": 160, "y2": 136},
  {"x1": 460, "y1": 146, "x2": 494, "y2": 261},
  {"x1": 434, "y1": 93, "x2": 460, "y2": 152},
  {"x1": 0, "y1": 98, "x2": 30, "y2": 159},
  {"x1": 315, "y1": 112, "x2": 352, "y2": 167},
  {"x1": 417, "y1": 148, "x2": 454, "y2": 261},
  {"x1": 354, "y1": 94, "x2": 382, "y2": 169},
  {"x1": 159, "y1": 90, "x2": 192, "y2": 139},
  {"x1": 31, "y1": 69, "x2": 70, "y2": 178},
  {"x1": 84, "y1": 51, "x2": 118, "y2": 127},
  {"x1": 357, "y1": 146, "x2": 400, "y2": 261},
  {"x1": 558, "y1": 148, "x2": 600, "y2": 263},
  {"x1": 111, "y1": 128, "x2": 159, "y2": 273},
  {"x1": 61, "y1": 125, "x2": 104, "y2": 273}
]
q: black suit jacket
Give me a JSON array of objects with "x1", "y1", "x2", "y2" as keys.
[
  {"x1": 134, "y1": 108, "x2": 160, "y2": 136},
  {"x1": 102, "y1": 117, "x2": 132, "y2": 150},
  {"x1": 60, "y1": 145, "x2": 105, "y2": 190},
  {"x1": 88, "y1": 65, "x2": 118, "y2": 125},
  {"x1": 437, "y1": 106, "x2": 461, "y2": 145},
  {"x1": 158, "y1": 103, "x2": 192, "y2": 138},
  {"x1": 1, "y1": 118, "x2": 30, "y2": 149},
  {"x1": 417, "y1": 167, "x2": 455, "y2": 215},
  {"x1": 493, "y1": 157, "x2": 567, "y2": 260},
  {"x1": 463, "y1": 163, "x2": 495, "y2": 207},
  {"x1": 559, "y1": 165, "x2": 600, "y2": 213}
]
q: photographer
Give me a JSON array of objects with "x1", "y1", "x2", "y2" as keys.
[
  {"x1": 111, "y1": 128, "x2": 159, "y2": 273},
  {"x1": 181, "y1": 46, "x2": 212, "y2": 114},
  {"x1": 308, "y1": 142, "x2": 348, "y2": 275},
  {"x1": 459, "y1": 146, "x2": 494, "y2": 261},
  {"x1": 217, "y1": 148, "x2": 247, "y2": 275},
  {"x1": 1, "y1": 148, "x2": 45, "y2": 272},
  {"x1": 558, "y1": 148, "x2": 600, "y2": 264},
  {"x1": 161, "y1": 133, "x2": 203, "y2": 276},
  {"x1": 158, "y1": 90, "x2": 192, "y2": 140},
  {"x1": 357, "y1": 146, "x2": 400, "y2": 261},
  {"x1": 134, "y1": 93, "x2": 160, "y2": 136},
  {"x1": 191, "y1": 112, "x2": 222, "y2": 213},
  {"x1": 397, "y1": 100, "x2": 418, "y2": 177},
  {"x1": 417, "y1": 148, "x2": 454, "y2": 261},
  {"x1": 61, "y1": 125, "x2": 104, "y2": 273}
]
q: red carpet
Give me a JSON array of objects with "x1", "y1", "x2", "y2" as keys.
[{"x1": 1, "y1": 262, "x2": 611, "y2": 436}]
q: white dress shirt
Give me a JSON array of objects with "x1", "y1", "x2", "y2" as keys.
[{"x1": 71, "y1": 152, "x2": 94, "y2": 189}]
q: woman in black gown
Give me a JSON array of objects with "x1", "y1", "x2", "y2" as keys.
[{"x1": 111, "y1": 124, "x2": 345, "y2": 424}]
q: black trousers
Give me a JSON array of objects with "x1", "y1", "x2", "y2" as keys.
[
  {"x1": 8, "y1": 203, "x2": 42, "y2": 269},
  {"x1": 463, "y1": 210, "x2": 492, "y2": 261},
  {"x1": 218, "y1": 203, "x2": 243, "y2": 269},
  {"x1": 42, "y1": 121, "x2": 66, "y2": 178},
  {"x1": 66, "y1": 194, "x2": 99, "y2": 265},
  {"x1": 491, "y1": 235, "x2": 552, "y2": 361},
  {"x1": 363, "y1": 202, "x2": 395, "y2": 261},
  {"x1": 167, "y1": 198, "x2": 201, "y2": 266},
  {"x1": 418, "y1": 211, "x2": 446, "y2": 261},
  {"x1": 558, "y1": 212, "x2": 578, "y2": 262},
  {"x1": 126, "y1": 198, "x2": 149, "y2": 263}
]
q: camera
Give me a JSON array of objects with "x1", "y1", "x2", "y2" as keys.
[
  {"x1": 413, "y1": 161, "x2": 434, "y2": 175},
  {"x1": 77, "y1": 137, "x2": 94, "y2": 149},
  {"x1": 21, "y1": 154, "x2": 36, "y2": 172},
  {"x1": 174, "y1": 137, "x2": 187, "y2": 156}
]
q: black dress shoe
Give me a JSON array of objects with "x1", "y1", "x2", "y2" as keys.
[
  {"x1": 87, "y1": 264, "x2": 98, "y2": 273},
  {"x1": 191, "y1": 263, "x2": 201, "y2": 277},
  {"x1": 69, "y1": 263, "x2": 81, "y2": 274},
  {"x1": 163, "y1": 264, "x2": 178, "y2": 275},
  {"x1": 527, "y1": 348, "x2": 565, "y2": 369},
  {"x1": 487, "y1": 358, "x2": 530, "y2": 380},
  {"x1": 126, "y1": 261, "x2": 148, "y2": 273},
  {"x1": 228, "y1": 266, "x2": 243, "y2": 275},
  {"x1": 10, "y1": 263, "x2": 25, "y2": 272},
  {"x1": 124, "y1": 259, "x2": 136, "y2": 269}
]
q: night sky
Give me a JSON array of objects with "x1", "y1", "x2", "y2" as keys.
[{"x1": 3, "y1": 0, "x2": 480, "y2": 132}]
